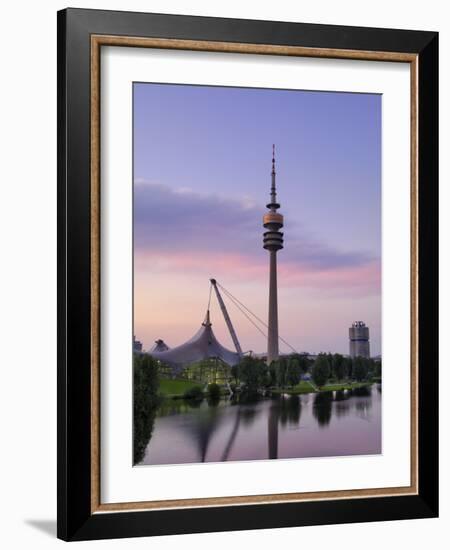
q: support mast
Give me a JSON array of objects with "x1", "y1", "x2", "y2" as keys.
[{"x1": 210, "y1": 279, "x2": 243, "y2": 356}]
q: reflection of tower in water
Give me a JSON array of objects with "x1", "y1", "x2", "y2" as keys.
[
  {"x1": 268, "y1": 401, "x2": 279, "y2": 459},
  {"x1": 267, "y1": 396, "x2": 302, "y2": 459}
]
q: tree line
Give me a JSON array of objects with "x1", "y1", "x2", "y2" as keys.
[
  {"x1": 232, "y1": 353, "x2": 381, "y2": 394},
  {"x1": 310, "y1": 353, "x2": 381, "y2": 387}
]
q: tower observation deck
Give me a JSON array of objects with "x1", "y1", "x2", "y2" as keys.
[{"x1": 263, "y1": 145, "x2": 284, "y2": 365}]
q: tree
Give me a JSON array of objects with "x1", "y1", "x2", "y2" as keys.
[
  {"x1": 331, "y1": 353, "x2": 345, "y2": 381},
  {"x1": 288, "y1": 353, "x2": 311, "y2": 375},
  {"x1": 301, "y1": 354, "x2": 313, "y2": 373},
  {"x1": 287, "y1": 356, "x2": 302, "y2": 387},
  {"x1": 311, "y1": 354, "x2": 331, "y2": 388},
  {"x1": 230, "y1": 364, "x2": 239, "y2": 385},
  {"x1": 275, "y1": 357, "x2": 289, "y2": 389},
  {"x1": 133, "y1": 353, "x2": 160, "y2": 464},
  {"x1": 343, "y1": 356, "x2": 353, "y2": 380},
  {"x1": 268, "y1": 360, "x2": 277, "y2": 387},
  {"x1": 365, "y1": 358, "x2": 379, "y2": 380},
  {"x1": 374, "y1": 359, "x2": 382, "y2": 379},
  {"x1": 238, "y1": 356, "x2": 267, "y2": 393},
  {"x1": 353, "y1": 356, "x2": 369, "y2": 381}
]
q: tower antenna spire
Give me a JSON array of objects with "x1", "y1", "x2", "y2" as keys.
[{"x1": 270, "y1": 144, "x2": 277, "y2": 208}]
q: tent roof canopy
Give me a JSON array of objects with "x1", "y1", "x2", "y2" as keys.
[{"x1": 149, "y1": 310, "x2": 241, "y2": 368}]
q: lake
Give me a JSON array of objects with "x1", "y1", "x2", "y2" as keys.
[{"x1": 138, "y1": 385, "x2": 381, "y2": 466}]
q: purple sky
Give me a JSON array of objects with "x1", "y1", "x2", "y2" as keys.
[{"x1": 133, "y1": 83, "x2": 381, "y2": 355}]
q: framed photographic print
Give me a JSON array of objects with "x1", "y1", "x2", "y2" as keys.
[{"x1": 57, "y1": 8, "x2": 438, "y2": 541}]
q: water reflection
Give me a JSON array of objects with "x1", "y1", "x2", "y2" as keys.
[
  {"x1": 221, "y1": 406, "x2": 242, "y2": 461},
  {"x1": 191, "y1": 402, "x2": 222, "y2": 462},
  {"x1": 138, "y1": 384, "x2": 381, "y2": 465},
  {"x1": 279, "y1": 395, "x2": 302, "y2": 426},
  {"x1": 268, "y1": 400, "x2": 279, "y2": 459},
  {"x1": 207, "y1": 395, "x2": 221, "y2": 408},
  {"x1": 334, "y1": 391, "x2": 351, "y2": 419},
  {"x1": 133, "y1": 406, "x2": 156, "y2": 465},
  {"x1": 312, "y1": 392, "x2": 333, "y2": 427},
  {"x1": 240, "y1": 405, "x2": 260, "y2": 427},
  {"x1": 334, "y1": 390, "x2": 348, "y2": 401},
  {"x1": 353, "y1": 386, "x2": 372, "y2": 397}
]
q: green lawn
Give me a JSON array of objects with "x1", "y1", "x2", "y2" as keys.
[
  {"x1": 159, "y1": 378, "x2": 202, "y2": 397},
  {"x1": 273, "y1": 380, "x2": 373, "y2": 395},
  {"x1": 290, "y1": 380, "x2": 318, "y2": 394},
  {"x1": 272, "y1": 380, "x2": 318, "y2": 395},
  {"x1": 160, "y1": 378, "x2": 374, "y2": 398},
  {"x1": 320, "y1": 381, "x2": 371, "y2": 391}
]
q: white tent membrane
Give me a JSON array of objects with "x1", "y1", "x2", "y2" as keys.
[{"x1": 149, "y1": 310, "x2": 241, "y2": 371}]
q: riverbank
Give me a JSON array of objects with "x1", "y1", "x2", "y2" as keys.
[
  {"x1": 273, "y1": 380, "x2": 374, "y2": 395},
  {"x1": 159, "y1": 378, "x2": 377, "y2": 399}
]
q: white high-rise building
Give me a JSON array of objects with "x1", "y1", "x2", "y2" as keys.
[{"x1": 349, "y1": 321, "x2": 370, "y2": 359}]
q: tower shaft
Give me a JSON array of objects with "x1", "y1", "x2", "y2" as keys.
[{"x1": 267, "y1": 251, "x2": 279, "y2": 364}]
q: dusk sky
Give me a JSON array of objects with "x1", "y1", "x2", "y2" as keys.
[{"x1": 133, "y1": 83, "x2": 381, "y2": 356}]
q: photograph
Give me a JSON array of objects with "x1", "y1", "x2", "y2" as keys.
[
  {"x1": 52, "y1": 5, "x2": 438, "y2": 542},
  {"x1": 132, "y1": 82, "x2": 383, "y2": 466},
  {"x1": 0, "y1": 0, "x2": 443, "y2": 544}
]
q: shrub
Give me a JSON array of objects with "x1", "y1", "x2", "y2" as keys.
[
  {"x1": 207, "y1": 383, "x2": 221, "y2": 400},
  {"x1": 183, "y1": 385, "x2": 204, "y2": 400}
]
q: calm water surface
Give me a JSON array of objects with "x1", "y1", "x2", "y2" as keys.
[{"x1": 139, "y1": 385, "x2": 381, "y2": 465}]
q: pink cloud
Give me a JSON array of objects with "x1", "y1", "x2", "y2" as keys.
[{"x1": 135, "y1": 249, "x2": 380, "y2": 297}]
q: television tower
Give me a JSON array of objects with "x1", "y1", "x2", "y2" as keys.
[{"x1": 263, "y1": 145, "x2": 284, "y2": 365}]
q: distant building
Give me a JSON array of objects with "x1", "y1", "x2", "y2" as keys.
[
  {"x1": 133, "y1": 335, "x2": 143, "y2": 353},
  {"x1": 349, "y1": 321, "x2": 370, "y2": 359},
  {"x1": 151, "y1": 339, "x2": 170, "y2": 352}
]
